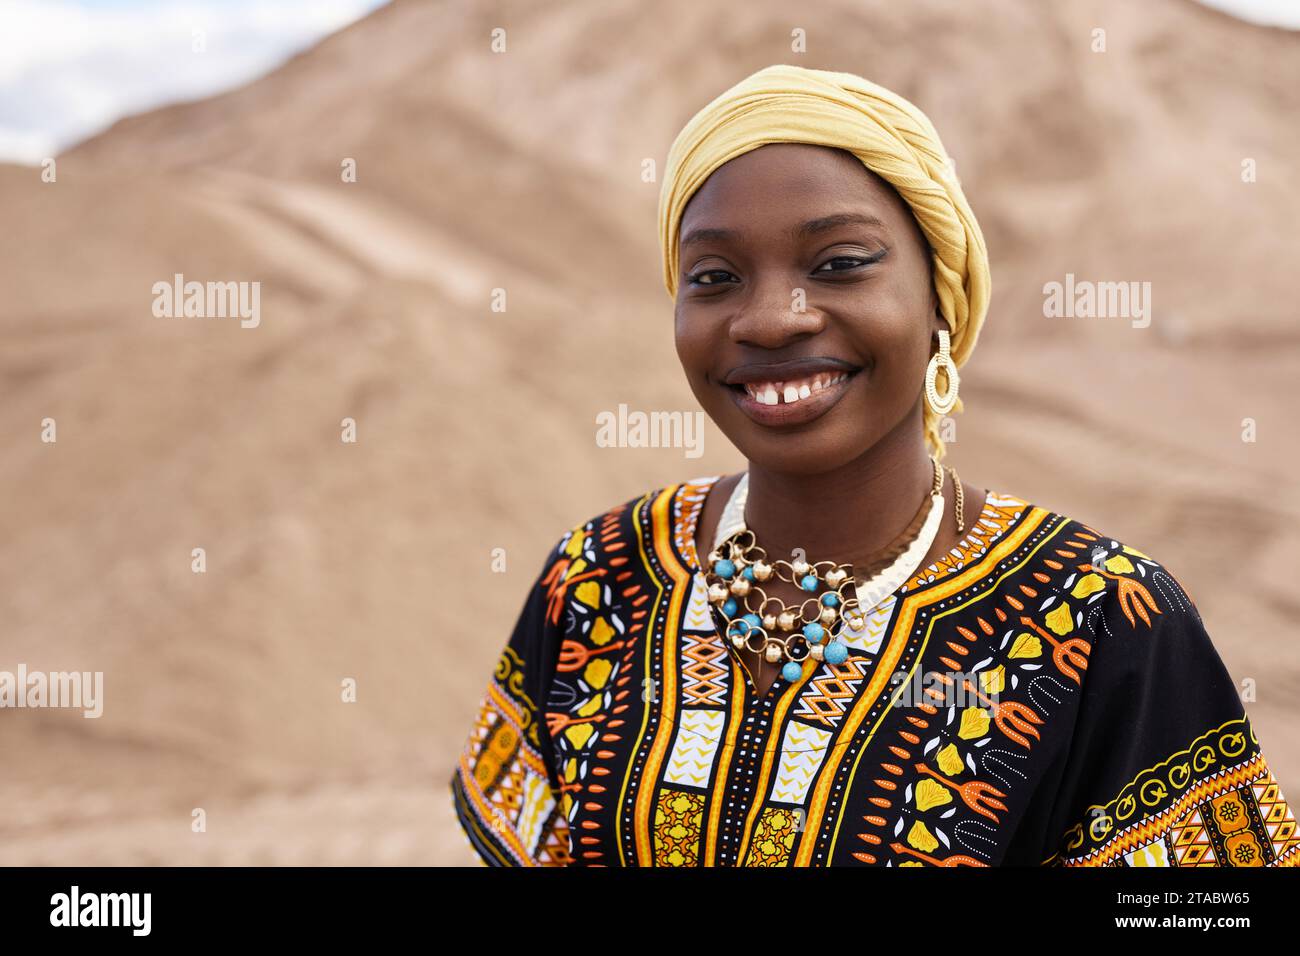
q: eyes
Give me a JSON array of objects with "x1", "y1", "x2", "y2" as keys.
[{"x1": 685, "y1": 253, "x2": 884, "y2": 287}]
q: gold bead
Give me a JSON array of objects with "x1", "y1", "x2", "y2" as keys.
[
  {"x1": 764, "y1": 643, "x2": 783, "y2": 663},
  {"x1": 777, "y1": 611, "x2": 797, "y2": 631},
  {"x1": 809, "y1": 643, "x2": 825, "y2": 661},
  {"x1": 708, "y1": 584, "x2": 729, "y2": 603},
  {"x1": 731, "y1": 633, "x2": 746, "y2": 648},
  {"x1": 752, "y1": 560, "x2": 772, "y2": 581},
  {"x1": 826, "y1": 568, "x2": 847, "y2": 589},
  {"x1": 762, "y1": 614, "x2": 777, "y2": 630},
  {"x1": 819, "y1": 607, "x2": 838, "y2": 627},
  {"x1": 792, "y1": 559, "x2": 810, "y2": 576},
  {"x1": 730, "y1": 578, "x2": 751, "y2": 597}
]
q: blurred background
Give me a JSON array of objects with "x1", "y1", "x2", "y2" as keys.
[{"x1": 1, "y1": 0, "x2": 1297, "y2": 865}]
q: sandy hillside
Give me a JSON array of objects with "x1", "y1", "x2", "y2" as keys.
[{"x1": 1, "y1": 0, "x2": 1297, "y2": 865}]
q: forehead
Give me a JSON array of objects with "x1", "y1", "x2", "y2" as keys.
[{"x1": 679, "y1": 143, "x2": 909, "y2": 232}]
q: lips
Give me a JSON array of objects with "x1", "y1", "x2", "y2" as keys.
[
  {"x1": 723, "y1": 357, "x2": 862, "y2": 387},
  {"x1": 738, "y1": 370, "x2": 854, "y2": 406},
  {"x1": 723, "y1": 364, "x2": 862, "y2": 427}
]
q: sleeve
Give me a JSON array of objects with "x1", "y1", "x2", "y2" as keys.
[
  {"x1": 1039, "y1": 551, "x2": 1299, "y2": 867},
  {"x1": 448, "y1": 539, "x2": 575, "y2": 866}
]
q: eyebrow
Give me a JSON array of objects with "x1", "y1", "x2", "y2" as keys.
[{"x1": 680, "y1": 212, "x2": 888, "y2": 249}]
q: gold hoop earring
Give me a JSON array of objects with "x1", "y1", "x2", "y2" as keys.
[{"x1": 925, "y1": 329, "x2": 959, "y2": 415}]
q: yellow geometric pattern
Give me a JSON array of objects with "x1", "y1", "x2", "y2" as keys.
[
  {"x1": 743, "y1": 805, "x2": 800, "y2": 866},
  {"x1": 654, "y1": 788, "x2": 705, "y2": 866},
  {"x1": 1051, "y1": 754, "x2": 1300, "y2": 867}
]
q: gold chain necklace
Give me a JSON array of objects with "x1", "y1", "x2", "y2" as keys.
[{"x1": 703, "y1": 456, "x2": 964, "y2": 685}]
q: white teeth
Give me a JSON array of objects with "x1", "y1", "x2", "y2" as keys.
[{"x1": 744, "y1": 371, "x2": 850, "y2": 405}]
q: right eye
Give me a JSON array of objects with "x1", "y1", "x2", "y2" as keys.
[{"x1": 686, "y1": 270, "x2": 737, "y2": 286}]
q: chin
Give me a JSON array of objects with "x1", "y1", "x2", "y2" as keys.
[{"x1": 729, "y1": 427, "x2": 874, "y2": 477}]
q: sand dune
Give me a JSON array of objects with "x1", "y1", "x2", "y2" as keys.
[{"x1": 1, "y1": 0, "x2": 1297, "y2": 865}]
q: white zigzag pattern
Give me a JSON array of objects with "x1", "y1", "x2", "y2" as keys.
[
  {"x1": 516, "y1": 768, "x2": 556, "y2": 857},
  {"x1": 839, "y1": 598, "x2": 892, "y2": 653},
  {"x1": 772, "y1": 721, "x2": 834, "y2": 805},
  {"x1": 665, "y1": 709, "x2": 727, "y2": 789},
  {"x1": 684, "y1": 575, "x2": 715, "y2": 632}
]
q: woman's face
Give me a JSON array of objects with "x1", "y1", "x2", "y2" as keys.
[{"x1": 674, "y1": 142, "x2": 944, "y2": 475}]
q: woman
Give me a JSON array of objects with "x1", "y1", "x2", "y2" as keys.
[{"x1": 450, "y1": 64, "x2": 1297, "y2": 867}]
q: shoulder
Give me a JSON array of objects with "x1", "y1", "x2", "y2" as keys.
[
  {"x1": 534, "y1": 474, "x2": 726, "y2": 583},
  {"x1": 979, "y1": 489, "x2": 1207, "y2": 644},
  {"x1": 1068, "y1": 498, "x2": 1198, "y2": 616},
  {"x1": 999, "y1": 494, "x2": 1230, "y2": 707}
]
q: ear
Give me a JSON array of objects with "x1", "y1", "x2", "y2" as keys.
[{"x1": 931, "y1": 303, "x2": 948, "y2": 341}]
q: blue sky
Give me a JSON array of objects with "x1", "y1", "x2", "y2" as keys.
[{"x1": 0, "y1": 0, "x2": 1295, "y2": 165}]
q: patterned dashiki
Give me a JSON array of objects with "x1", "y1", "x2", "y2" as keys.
[{"x1": 450, "y1": 475, "x2": 1299, "y2": 867}]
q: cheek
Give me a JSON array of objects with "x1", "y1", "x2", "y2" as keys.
[
  {"x1": 842, "y1": 310, "x2": 930, "y2": 404},
  {"x1": 849, "y1": 307, "x2": 910, "y2": 368},
  {"x1": 673, "y1": 312, "x2": 713, "y2": 381}
]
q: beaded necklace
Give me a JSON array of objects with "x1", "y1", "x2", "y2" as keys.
[{"x1": 703, "y1": 456, "x2": 963, "y2": 683}]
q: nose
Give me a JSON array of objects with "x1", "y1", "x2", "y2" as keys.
[{"x1": 727, "y1": 270, "x2": 825, "y2": 347}]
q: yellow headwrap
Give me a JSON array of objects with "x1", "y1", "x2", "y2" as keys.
[{"x1": 657, "y1": 63, "x2": 991, "y2": 460}]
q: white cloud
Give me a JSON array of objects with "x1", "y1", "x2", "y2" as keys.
[
  {"x1": 1193, "y1": 0, "x2": 1300, "y2": 27},
  {"x1": 0, "y1": 0, "x2": 389, "y2": 164}
]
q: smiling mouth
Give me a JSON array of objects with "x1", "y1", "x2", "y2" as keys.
[
  {"x1": 727, "y1": 369, "x2": 860, "y2": 406},
  {"x1": 723, "y1": 367, "x2": 862, "y2": 427}
]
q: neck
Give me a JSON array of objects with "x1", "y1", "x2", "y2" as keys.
[{"x1": 742, "y1": 414, "x2": 937, "y2": 572}]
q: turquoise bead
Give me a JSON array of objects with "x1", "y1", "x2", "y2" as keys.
[
  {"x1": 824, "y1": 641, "x2": 848, "y2": 664},
  {"x1": 802, "y1": 622, "x2": 825, "y2": 643},
  {"x1": 741, "y1": 613, "x2": 762, "y2": 631},
  {"x1": 722, "y1": 597, "x2": 738, "y2": 617},
  {"x1": 742, "y1": 566, "x2": 755, "y2": 581},
  {"x1": 714, "y1": 559, "x2": 736, "y2": 579},
  {"x1": 800, "y1": 574, "x2": 818, "y2": 591},
  {"x1": 782, "y1": 661, "x2": 803, "y2": 682},
  {"x1": 821, "y1": 593, "x2": 840, "y2": 607}
]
